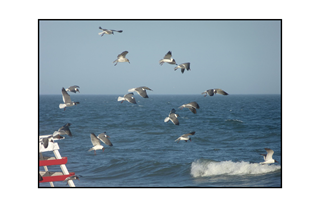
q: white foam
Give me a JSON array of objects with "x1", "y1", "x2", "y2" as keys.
[{"x1": 190, "y1": 159, "x2": 281, "y2": 177}]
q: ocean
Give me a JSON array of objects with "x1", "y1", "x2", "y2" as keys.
[{"x1": 39, "y1": 94, "x2": 281, "y2": 187}]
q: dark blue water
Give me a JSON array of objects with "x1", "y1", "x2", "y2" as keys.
[{"x1": 39, "y1": 94, "x2": 281, "y2": 187}]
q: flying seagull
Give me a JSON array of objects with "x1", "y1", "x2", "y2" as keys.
[
  {"x1": 53, "y1": 123, "x2": 73, "y2": 137},
  {"x1": 64, "y1": 175, "x2": 82, "y2": 185},
  {"x1": 117, "y1": 93, "x2": 137, "y2": 104},
  {"x1": 174, "y1": 62, "x2": 191, "y2": 74},
  {"x1": 159, "y1": 51, "x2": 177, "y2": 65},
  {"x1": 128, "y1": 86, "x2": 153, "y2": 98},
  {"x1": 98, "y1": 26, "x2": 123, "y2": 36},
  {"x1": 59, "y1": 87, "x2": 80, "y2": 111},
  {"x1": 88, "y1": 132, "x2": 113, "y2": 155},
  {"x1": 64, "y1": 175, "x2": 82, "y2": 182},
  {"x1": 113, "y1": 51, "x2": 130, "y2": 66},
  {"x1": 178, "y1": 102, "x2": 200, "y2": 114},
  {"x1": 260, "y1": 148, "x2": 278, "y2": 164},
  {"x1": 66, "y1": 85, "x2": 80, "y2": 93},
  {"x1": 164, "y1": 108, "x2": 179, "y2": 125},
  {"x1": 202, "y1": 89, "x2": 228, "y2": 97},
  {"x1": 175, "y1": 131, "x2": 195, "y2": 143}
]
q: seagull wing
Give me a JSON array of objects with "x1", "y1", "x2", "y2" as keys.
[
  {"x1": 188, "y1": 102, "x2": 200, "y2": 109},
  {"x1": 182, "y1": 131, "x2": 195, "y2": 137},
  {"x1": 215, "y1": 89, "x2": 228, "y2": 95},
  {"x1": 185, "y1": 102, "x2": 200, "y2": 112},
  {"x1": 68, "y1": 85, "x2": 80, "y2": 90},
  {"x1": 124, "y1": 93, "x2": 136, "y2": 104},
  {"x1": 169, "y1": 113, "x2": 179, "y2": 125},
  {"x1": 184, "y1": 62, "x2": 191, "y2": 70},
  {"x1": 163, "y1": 51, "x2": 172, "y2": 59},
  {"x1": 118, "y1": 51, "x2": 128, "y2": 58},
  {"x1": 141, "y1": 86, "x2": 152, "y2": 91},
  {"x1": 90, "y1": 133, "x2": 101, "y2": 146},
  {"x1": 124, "y1": 92, "x2": 134, "y2": 98},
  {"x1": 61, "y1": 87, "x2": 72, "y2": 103},
  {"x1": 136, "y1": 87, "x2": 148, "y2": 98},
  {"x1": 58, "y1": 124, "x2": 72, "y2": 136},
  {"x1": 265, "y1": 148, "x2": 274, "y2": 161},
  {"x1": 260, "y1": 153, "x2": 267, "y2": 161},
  {"x1": 97, "y1": 133, "x2": 113, "y2": 146},
  {"x1": 187, "y1": 107, "x2": 197, "y2": 114},
  {"x1": 127, "y1": 96, "x2": 137, "y2": 104},
  {"x1": 42, "y1": 138, "x2": 49, "y2": 148},
  {"x1": 112, "y1": 30, "x2": 123, "y2": 33}
]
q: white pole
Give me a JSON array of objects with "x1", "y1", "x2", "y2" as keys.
[
  {"x1": 39, "y1": 153, "x2": 54, "y2": 187},
  {"x1": 53, "y1": 149, "x2": 75, "y2": 187}
]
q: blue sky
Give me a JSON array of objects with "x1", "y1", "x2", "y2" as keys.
[{"x1": 39, "y1": 20, "x2": 280, "y2": 95}]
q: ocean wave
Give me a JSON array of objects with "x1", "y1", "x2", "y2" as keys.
[{"x1": 190, "y1": 159, "x2": 280, "y2": 177}]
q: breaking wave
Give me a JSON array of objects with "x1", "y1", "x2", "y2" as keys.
[{"x1": 190, "y1": 159, "x2": 281, "y2": 177}]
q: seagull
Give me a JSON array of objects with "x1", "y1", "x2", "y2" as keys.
[
  {"x1": 128, "y1": 86, "x2": 152, "y2": 98},
  {"x1": 174, "y1": 62, "x2": 191, "y2": 74},
  {"x1": 64, "y1": 175, "x2": 82, "y2": 185},
  {"x1": 202, "y1": 89, "x2": 228, "y2": 97},
  {"x1": 64, "y1": 175, "x2": 82, "y2": 181},
  {"x1": 260, "y1": 148, "x2": 278, "y2": 164},
  {"x1": 66, "y1": 85, "x2": 80, "y2": 93},
  {"x1": 88, "y1": 132, "x2": 113, "y2": 155},
  {"x1": 53, "y1": 123, "x2": 72, "y2": 137},
  {"x1": 113, "y1": 51, "x2": 130, "y2": 66},
  {"x1": 98, "y1": 26, "x2": 123, "y2": 36},
  {"x1": 175, "y1": 131, "x2": 195, "y2": 143},
  {"x1": 40, "y1": 137, "x2": 53, "y2": 148},
  {"x1": 178, "y1": 102, "x2": 200, "y2": 114},
  {"x1": 117, "y1": 93, "x2": 137, "y2": 104},
  {"x1": 164, "y1": 108, "x2": 179, "y2": 125},
  {"x1": 59, "y1": 87, "x2": 80, "y2": 111},
  {"x1": 159, "y1": 51, "x2": 177, "y2": 65}
]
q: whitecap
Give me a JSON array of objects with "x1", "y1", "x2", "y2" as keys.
[{"x1": 190, "y1": 159, "x2": 280, "y2": 177}]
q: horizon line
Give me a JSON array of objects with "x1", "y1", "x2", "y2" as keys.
[{"x1": 39, "y1": 93, "x2": 281, "y2": 96}]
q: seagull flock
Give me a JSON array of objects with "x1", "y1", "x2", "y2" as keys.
[{"x1": 46, "y1": 27, "x2": 278, "y2": 166}]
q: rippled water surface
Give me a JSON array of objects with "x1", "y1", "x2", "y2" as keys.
[{"x1": 39, "y1": 94, "x2": 281, "y2": 187}]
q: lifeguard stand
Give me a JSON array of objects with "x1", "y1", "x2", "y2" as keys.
[{"x1": 39, "y1": 135, "x2": 76, "y2": 187}]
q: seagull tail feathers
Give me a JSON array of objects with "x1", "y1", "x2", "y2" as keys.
[
  {"x1": 128, "y1": 88, "x2": 136, "y2": 92},
  {"x1": 117, "y1": 96, "x2": 125, "y2": 102},
  {"x1": 59, "y1": 104, "x2": 67, "y2": 109}
]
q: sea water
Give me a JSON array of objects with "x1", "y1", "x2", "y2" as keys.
[{"x1": 39, "y1": 94, "x2": 281, "y2": 187}]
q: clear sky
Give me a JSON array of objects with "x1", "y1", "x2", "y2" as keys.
[{"x1": 39, "y1": 20, "x2": 280, "y2": 95}]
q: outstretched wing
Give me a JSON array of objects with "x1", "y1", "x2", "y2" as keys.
[
  {"x1": 163, "y1": 51, "x2": 172, "y2": 59},
  {"x1": 90, "y1": 133, "x2": 101, "y2": 146},
  {"x1": 61, "y1": 87, "x2": 71, "y2": 103},
  {"x1": 169, "y1": 113, "x2": 179, "y2": 125},
  {"x1": 118, "y1": 51, "x2": 129, "y2": 58},
  {"x1": 97, "y1": 133, "x2": 113, "y2": 146},
  {"x1": 265, "y1": 148, "x2": 274, "y2": 161},
  {"x1": 215, "y1": 89, "x2": 228, "y2": 95},
  {"x1": 182, "y1": 131, "x2": 195, "y2": 137}
]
